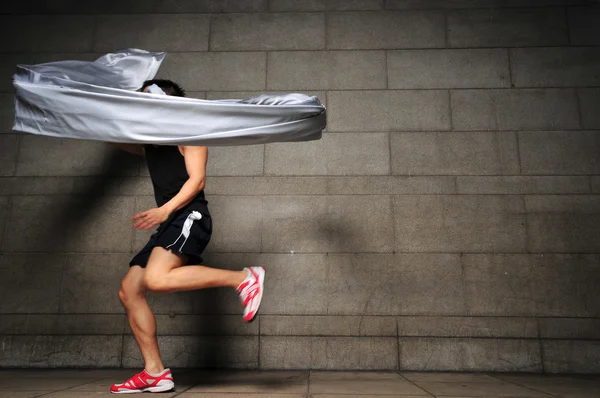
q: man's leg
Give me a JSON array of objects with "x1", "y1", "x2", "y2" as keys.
[
  {"x1": 144, "y1": 247, "x2": 265, "y2": 322},
  {"x1": 143, "y1": 246, "x2": 247, "y2": 294},
  {"x1": 119, "y1": 265, "x2": 165, "y2": 374}
]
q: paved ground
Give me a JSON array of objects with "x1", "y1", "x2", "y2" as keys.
[{"x1": 0, "y1": 370, "x2": 599, "y2": 397}]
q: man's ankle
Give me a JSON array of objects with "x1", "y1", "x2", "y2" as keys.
[{"x1": 145, "y1": 366, "x2": 165, "y2": 376}]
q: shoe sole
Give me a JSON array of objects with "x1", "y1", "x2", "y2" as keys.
[
  {"x1": 111, "y1": 382, "x2": 175, "y2": 394},
  {"x1": 246, "y1": 266, "x2": 265, "y2": 323}
]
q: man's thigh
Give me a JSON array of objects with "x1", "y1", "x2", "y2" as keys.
[{"x1": 145, "y1": 246, "x2": 187, "y2": 278}]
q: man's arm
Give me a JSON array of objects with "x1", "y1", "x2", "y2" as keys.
[
  {"x1": 161, "y1": 146, "x2": 208, "y2": 214},
  {"x1": 110, "y1": 143, "x2": 145, "y2": 156},
  {"x1": 132, "y1": 146, "x2": 208, "y2": 230}
]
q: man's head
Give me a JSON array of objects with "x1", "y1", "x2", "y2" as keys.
[{"x1": 140, "y1": 79, "x2": 186, "y2": 97}]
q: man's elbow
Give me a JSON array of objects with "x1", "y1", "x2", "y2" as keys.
[{"x1": 194, "y1": 178, "x2": 206, "y2": 193}]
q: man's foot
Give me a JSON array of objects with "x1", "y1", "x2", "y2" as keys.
[
  {"x1": 110, "y1": 368, "x2": 174, "y2": 394},
  {"x1": 237, "y1": 266, "x2": 265, "y2": 322}
]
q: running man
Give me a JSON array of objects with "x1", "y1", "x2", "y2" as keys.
[{"x1": 109, "y1": 79, "x2": 265, "y2": 394}]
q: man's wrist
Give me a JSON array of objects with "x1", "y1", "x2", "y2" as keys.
[{"x1": 161, "y1": 203, "x2": 176, "y2": 215}]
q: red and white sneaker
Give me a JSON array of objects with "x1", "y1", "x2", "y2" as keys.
[
  {"x1": 237, "y1": 266, "x2": 265, "y2": 322},
  {"x1": 110, "y1": 368, "x2": 174, "y2": 394}
]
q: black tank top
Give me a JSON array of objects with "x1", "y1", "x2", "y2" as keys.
[{"x1": 144, "y1": 145, "x2": 208, "y2": 212}]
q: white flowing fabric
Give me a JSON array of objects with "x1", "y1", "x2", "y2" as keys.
[{"x1": 12, "y1": 49, "x2": 326, "y2": 146}]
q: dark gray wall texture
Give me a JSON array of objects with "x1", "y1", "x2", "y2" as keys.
[{"x1": 0, "y1": 0, "x2": 599, "y2": 373}]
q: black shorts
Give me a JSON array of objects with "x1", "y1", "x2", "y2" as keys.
[{"x1": 130, "y1": 208, "x2": 212, "y2": 268}]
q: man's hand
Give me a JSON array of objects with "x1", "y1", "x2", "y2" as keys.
[{"x1": 132, "y1": 207, "x2": 170, "y2": 230}]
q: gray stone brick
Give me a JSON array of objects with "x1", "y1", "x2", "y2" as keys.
[
  {"x1": 3, "y1": 196, "x2": 72, "y2": 252},
  {"x1": 519, "y1": 131, "x2": 600, "y2": 175},
  {"x1": 539, "y1": 318, "x2": 600, "y2": 339},
  {"x1": 202, "y1": 253, "x2": 329, "y2": 315},
  {"x1": 457, "y1": 176, "x2": 591, "y2": 194},
  {"x1": 310, "y1": 371, "x2": 406, "y2": 380},
  {"x1": 543, "y1": 340, "x2": 600, "y2": 373},
  {"x1": 327, "y1": 254, "x2": 465, "y2": 315},
  {"x1": 268, "y1": 51, "x2": 385, "y2": 90},
  {"x1": 65, "y1": 196, "x2": 135, "y2": 253},
  {"x1": 0, "y1": 336, "x2": 122, "y2": 367},
  {"x1": 447, "y1": 8, "x2": 568, "y2": 47},
  {"x1": 0, "y1": 1, "x2": 96, "y2": 14},
  {"x1": 262, "y1": 196, "x2": 327, "y2": 252},
  {"x1": 0, "y1": 134, "x2": 18, "y2": 176},
  {"x1": 94, "y1": 14, "x2": 209, "y2": 52},
  {"x1": 186, "y1": 91, "x2": 207, "y2": 99},
  {"x1": 259, "y1": 254, "x2": 328, "y2": 314},
  {"x1": 265, "y1": 133, "x2": 390, "y2": 176},
  {"x1": 593, "y1": 176, "x2": 600, "y2": 193},
  {"x1": 260, "y1": 336, "x2": 398, "y2": 369},
  {"x1": 501, "y1": 377, "x2": 600, "y2": 397},
  {"x1": 0, "y1": 314, "x2": 126, "y2": 335},
  {"x1": 0, "y1": 196, "x2": 7, "y2": 248},
  {"x1": 392, "y1": 132, "x2": 519, "y2": 176},
  {"x1": 511, "y1": 48, "x2": 600, "y2": 88},
  {"x1": 401, "y1": 372, "x2": 505, "y2": 383},
  {"x1": 262, "y1": 196, "x2": 393, "y2": 252},
  {"x1": 211, "y1": 13, "x2": 325, "y2": 51},
  {"x1": 389, "y1": 49, "x2": 510, "y2": 89},
  {"x1": 579, "y1": 88, "x2": 600, "y2": 129},
  {"x1": 260, "y1": 336, "x2": 327, "y2": 369},
  {"x1": 208, "y1": 176, "x2": 327, "y2": 195},
  {"x1": 309, "y1": 373, "x2": 426, "y2": 394},
  {"x1": 0, "y1": 94, "x2": 15, "y2": 133},
  {"x1": 265, "y1": 141, "x2": 327, "y2": 176},
  {"x1": 328, "y1": 90, "x2": 450, "y2": 131},
  {"x1": 123, "y1": 335, "x2": 258, "y2": 368},
  {"x1": 16, "y1": 136, "x2": 133, "y2": 176},
  {"x1": 325, "y1": 195, "x2": 394, "y2": 252},
  {"x1": 0, "y1": 16, "x2": 95, "y2": 52},
  {"x1": 399, "y1": 337, "x2": 542, "y2": 372},
  {"x1": 61, "y1": 254, "x2": 129, "y2": 313},
  {"x1": 118, "y1": 177, "x2": 153, "y2": 196},
  {"x1": 154, "y1": 0, "x2": 269, "y2": 13},
  {"x1": 271, "y1": 0, "x2": 383, "y2": 11},
  {"x1": 0, "y1": 254, "x2": 64, "y2": 313},
  {"x1": 463, "y1": 254, "x2": 600, "y2": 316},
  {"x1": 155, "y1": 314, "x2": 257, "y2": 335},
  {"x1": 525, "y1": 195, "x2": 600, "y2": 253},
  {"x1": 157, "y1": 52, "x2": 266, "y2": 91},
  {"x1": 261, "y1": 315, "x2": 397, "y2": 336},
  {"x1": 148, "y1": 290, "x2": 197, "y2": 315},
  {"x1": 206, "y1": 196, "x2": 263, "y2": 253},
  {"x1": 568, "y1": 5, "x2": 600, "y2": 45},
  {"x1": 326, "y1": 176, "x2": 456, "y2": 195},
  {"x1": 394, "y1": 195, "x2": 526, "y2": 253},
  {"x1": 451, "y1": 89, "x2": 580, "y2": 131},
  {"x1": 184, "y1": 372, "x2": 309, "y2": 394},
  {"x1": 387, "y1": 0, "x2": 589, "y2": 8},
  {"x1": 1, "y1": 0, "x2": 270, "y2": 13},
  {"x1": 416, "y1": 380, "x2": 552, "y2": 396},
  {"x1": 327, "y1": 11, "x2": 445, "y2": 49},
  {"x1": 0, "y1": 176, "x2": 125, "y2": 198},
  {"x1": 207, "y1": 145, "x2": 264, "y2": 176},
  {"x1": 397, "y1": 316, "x2": 538, "y2": 338}
]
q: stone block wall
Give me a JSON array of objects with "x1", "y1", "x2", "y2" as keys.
[{"x1": 0, "y1": 0, "x2": 599, "y2": 372}]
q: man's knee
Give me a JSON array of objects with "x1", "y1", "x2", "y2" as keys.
[{"x1": 119, "y1": 274, "x2": 146, "y2": 306}]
